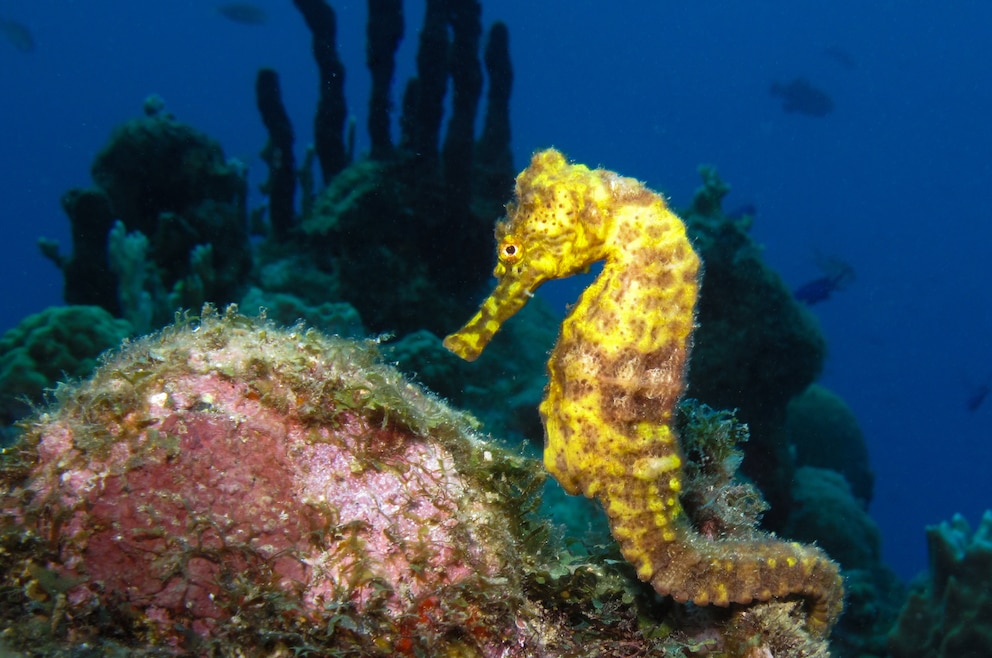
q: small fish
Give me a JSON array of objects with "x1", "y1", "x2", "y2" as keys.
[
  {"x1": 725, "y1": 203, "x2": 757, "y2": 222},
  {"x1": 216, "y1": 3, "x2": 268, "y2": 26},
  {"x1": 794, "y1": 254, "x2": 855, "y2": 305},
  {"x1": 966, "y1": 381, "x2": 990, "y2": 412},
  {"x1": 0, "y1": 18, "x2": 35, "y2": 52},
  {"x1": 770, "y1": 77, "x2": 834, "y2": 117},
  {"x1": 824, "y1": 45, "x2": 857, "y2": 71}
]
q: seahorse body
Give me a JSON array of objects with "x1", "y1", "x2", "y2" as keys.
[{"x1": 444, "y1": 149, "x2": 843, "y2": 634}]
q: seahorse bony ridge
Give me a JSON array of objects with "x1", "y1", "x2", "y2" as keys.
[{"x1": 445, "y1": 148, "x2": 843, "y2": 635}]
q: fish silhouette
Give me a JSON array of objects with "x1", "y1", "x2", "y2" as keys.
[
  {"x1": 794, "y1": 254, "x2": 855, "y2": 305},
  {"x1": 216, "y1": 3, "x2": 268, "y2": 25},
  {"x1": 966, "y1": 381, "x2": 990, "y2": 412},
  {"x1": 725, "y1": 203, "x2": 757, "y2": 222},
  {"x1": 770, "y1": 78, "x2": 834, "y2": 117},
  {"x1": 824, "y1": 45, "x2": 857, "y2": 71},
  {"x1": 0, "y1": 18, "x2": 35, "y2": 52}
]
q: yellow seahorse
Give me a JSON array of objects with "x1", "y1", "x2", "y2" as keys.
[{"x1": 444, "y1": 148, "x2": 843, "y2": 634}]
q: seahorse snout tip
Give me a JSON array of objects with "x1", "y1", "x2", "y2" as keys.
[{"x1": 442, "y1": 332, "x2": 483, "y2": 362}]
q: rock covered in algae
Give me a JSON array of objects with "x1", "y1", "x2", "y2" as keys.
[{"x1": 0, "y1": 306, "x2": 550, "y2": 655}]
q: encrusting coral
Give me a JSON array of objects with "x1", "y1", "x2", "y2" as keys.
[
  {"x1": 0, "y1": 306, "x2": 555, "y2": 655},
  {"x1": 446, "y1": 148, "x2": 844, "y2": 636}
]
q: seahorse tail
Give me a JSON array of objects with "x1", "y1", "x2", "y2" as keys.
[
  {"x1": 797, "y1": 552, "x2": 845, "y2": 636},
  {"x1": 606, "y1": 503, "x2": 843, "y2": 635}
]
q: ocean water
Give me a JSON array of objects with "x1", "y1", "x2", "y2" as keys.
[{"x1": 1, "y1": 0, "x2": 990, "y2": 584}]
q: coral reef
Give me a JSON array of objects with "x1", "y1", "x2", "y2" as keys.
[
  {"x1": 888, "y1": 511, "x2": 992, "y2": 657},
  {"x1": 403, "y1": 0, "x2": 450, "y2": 170},
  {"x1": 40, "y1": 100, "x2": 252, "y2": 334},
  {"x1": 38, "y1": 190, "x2": 119, "y2": 315},
  {"x1": 783, "y1": 467, "x2": 880, "y2": 572},
  {"x1": 40, "y1": 0, "x2": 515, "y2": 351},
  {"x1": 440, "y1": 0, "x2": 484, "y2": 214},
  {"x1": 239, "y1": 286, "x2": 365, "y2": 338},
  {"x1": 786, "y1": 384, "x2": 874, "y2": 506},
  {"x1": 280, "y1": 2, "x2": 515, "y2": 337},
  {"x1": 9, "y1": 1, "x2": 891, "y2": 650},
  {"x1": 474, "y1": 21, "x2": 514, "y2": 205},
  {"x1": 255, "y1": 68, "x2": 297, "y2": 241},
  {"x1": 366, "y1": 0, "x2": 404, "y2": 160},
  {"x1": 681, "y1": 166, "x2": 827, "y2": 528},
  {"x1": 830, "y1": 566, "x2": 905, "y2": 658},
  {"x1": 675, "y1": 402, "x2": 768, "y2": 541},
  {"x1": 445, "y1": 149, "x2": 843, "y2": 636},
  {"x1": 293, "y1": 0, "x2": 350, "y2": 183}
]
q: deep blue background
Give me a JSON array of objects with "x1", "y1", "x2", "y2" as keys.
[{"x1": 2, "y1": 0, "x2": 990, "y2": 582}]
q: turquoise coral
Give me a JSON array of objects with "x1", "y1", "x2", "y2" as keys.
[
  {"x1": 889, "y1": 511, "x2": 992, "y2": 657},
  {"x1": 0, "y1": 306, "x2": 131, "y2": 429}
]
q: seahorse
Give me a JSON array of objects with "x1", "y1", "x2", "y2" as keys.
[{"x1": 444, "y1": 148, "x2": 843, "y2": 634}]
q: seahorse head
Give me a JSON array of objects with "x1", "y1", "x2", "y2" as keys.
[{"x1": 444, "y1": 149, "x2": 608, "y2": 361}]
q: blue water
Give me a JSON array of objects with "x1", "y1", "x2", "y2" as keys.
[{"x1": 1, "y1": 0, "x2": 990, "y2": 582}]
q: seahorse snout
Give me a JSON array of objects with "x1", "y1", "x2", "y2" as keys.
[{"x1": 443, "y1": 271, "x2": 539, "y2": 361}]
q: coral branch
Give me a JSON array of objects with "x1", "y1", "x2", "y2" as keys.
[
  {"x1": 441, "y1": 0, "x2": 483, "y2": 212},
  {"x1": 54, "y1": 189, "x2": 119, "y2": 313},
  {"x1": 293, "y1": 0, "x2": 348, "y2": 183},
  {"x1": 475, "y1": 22, "x2": 513, "y2": 193},
  {"x1": 366, "y1": 0, "x2": 403, "y2": 160},
  {"x1": 255, "y1": 68, "x2": 296, "y2": 240},
  {"x1": 407, "y1": 0, "x2": 449, "y2": 169}
]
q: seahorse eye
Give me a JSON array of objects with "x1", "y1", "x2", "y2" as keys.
[{"x1": 499, "y1": 239, "x2": 522, "y2": 264}]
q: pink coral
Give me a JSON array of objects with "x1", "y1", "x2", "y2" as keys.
[{"x1": 1, "y1": 308, "x2": 543, "y2": 654}]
